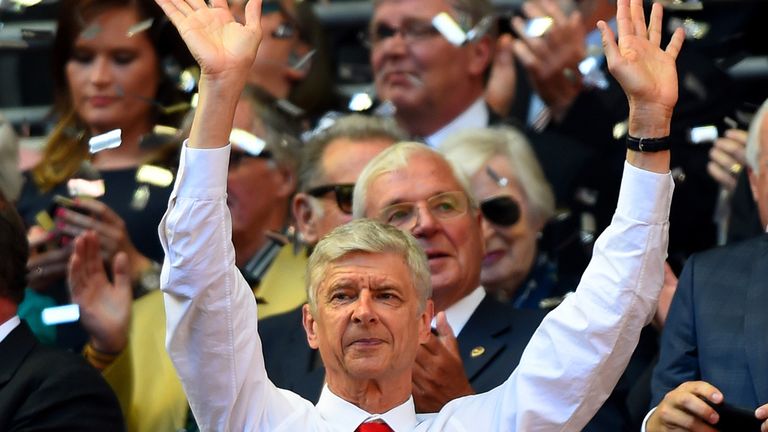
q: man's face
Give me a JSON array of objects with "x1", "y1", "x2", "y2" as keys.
[
  {"x1": 299, "y1": 137, "x2": 393, "y2": 244},
  {"x1": 303, "y1": 252, "x2": 431, "y2": 382},
  {"x1": 749, "y1": 114, "x2": 768, "y2": 229},
  {"x1": 227, "y1": 98, "x2": 291, "y2": 237},
  {"x1": 363, "y1": 151, "x2": 484, "y2": 311},
  {"x1": 370, "y1": 0, "x2": 479, "y2": 116}
]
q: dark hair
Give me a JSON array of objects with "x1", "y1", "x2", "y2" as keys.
[
  {"x1": 33, "y1": 0, "x2": 193, "y2": 191},
  {"x1": 0, "y1": 190, "x2": 29, "y2": 305}
]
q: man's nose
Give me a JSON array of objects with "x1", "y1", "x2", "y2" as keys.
[
  {"x1": 411, "y1": 204, "x2": 439, "y2": 238},
  {"x1": 351, "y1": 291, "x2": 378, "y2": 324}
]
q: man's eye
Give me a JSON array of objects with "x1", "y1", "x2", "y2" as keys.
[
  {"x1": 330, "y1": 292, "x2": 352, "y2": 302},
  {"x1": 386, "y1": 207, "x2": 411, "y2": 223},
  {"x1": 434, "y1": 201, "x2": 456, "y2": 213}
]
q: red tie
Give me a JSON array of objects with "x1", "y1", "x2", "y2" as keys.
[{"x1": 355, "y1": 420, "x2": 394, "y2": 432}]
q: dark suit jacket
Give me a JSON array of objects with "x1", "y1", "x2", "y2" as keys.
[
  {"x1": 0, "y1": 321, "x2": 125, "y2": 431},
  {"x1": 651, "y1": 234, "x2": 768, "y2": 409},
  {"x1": 259, "y1": 294, "x2": 546, "y2": 402}
]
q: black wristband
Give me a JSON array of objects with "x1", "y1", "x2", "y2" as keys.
[{"x1": 626, "y1": 135, "x2": 670, "y2": 152}]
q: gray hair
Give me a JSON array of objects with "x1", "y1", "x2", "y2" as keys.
[
  {"x1": 306, "y1": 218, "x2": 431, "y2": 312},
  {"x1": 746, "y1": 98, "x2": 768, "y2": 175},
  {"x1": 352, "y1": 141, "x2": 478, "y2": 219},
  {"x1": 298, "y1": 114, "x2": 406, "y2": 192},
  {"x1": 440, "y1": 127, "x2": 555, "y2": 225}
]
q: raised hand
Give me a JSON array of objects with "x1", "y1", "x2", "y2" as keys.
[
  {"x1": 68, "y1": 231, "x2": 132, "y2": 355},
  {"x1": 598, "y1": 0, "x2": 684, "y2": 121},
  {"x1": 155, "y1": 0, "x2": 262, "y2": 82},
  {"x1": 647, "y1": 381, "x2": 722, "y2": 432}
]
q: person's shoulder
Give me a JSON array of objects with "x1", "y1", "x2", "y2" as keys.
[{"x1": 693, "y1": 233, "x2": 767, "y2": 265}]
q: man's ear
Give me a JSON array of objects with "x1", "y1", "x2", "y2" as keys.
[
  {"x1": 293, "y1": 193, "x2": 320, "y2": 245},
  {"x1": 418, "y1": 299, "x2": 434, "y2": 345},
  {"x1": 748, "y1": 167, "x2": 759, "y2": 204},
  {"x1": 302, "y1": 303, "x2": 320, "y2": 349},
  {"x1": 467, "y1": 36, "x2": 494, "y2": 78},
  {"x1": 275, "y1": 166, "x2": 296, "y2": 199}
]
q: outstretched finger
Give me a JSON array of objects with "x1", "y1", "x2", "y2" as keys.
[
  {"x1": 112, "y1": 252, "x2": 131, "y2": 294},
  {"x1": 244, "y1": 0, "x2": 263, "y2": 35},
  {"x1": 630, "y1": 0, "x2": 647, "y2": 39},
  {"x1": 597, "y1": 21, "x2": 619, "y2": 68},
  {"x1": 616, "y1": 0, "x2": 633, "y2": 39},
  {"x1": 83, "y1": 231, "x2": 103, "y2": 278},
  {"x1": 68, "y1": 236, "x2": 86, "y2": 294},
  {"x1": 648, "y1": 2, "x2": 663, "y2": 47},
  {"x1": 158, "y1": 0, "x2": 192, "y2": 28},
  {"x1": 665, "y1": 27, "x2": 685, "y2": 60}
]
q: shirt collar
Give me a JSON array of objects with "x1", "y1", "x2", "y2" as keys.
[
  {"x1": 432, "y1": 287, "x2": 485, "y2": 336},
  {"x1": 316, "y1": 384, "x2": 419, "y2": 432},
  {"x1": 0, "y1": 315, "x2": 20, "y2": 344},
  {"x1": 425, "y1": 98, "x2": 488, "y2": 149}
]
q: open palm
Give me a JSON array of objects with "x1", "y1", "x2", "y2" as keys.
[
  {"x1": 600, "y1": 0, "x2": 684, "y2": 111},
  {"x1": 156, "y1": 0, "x2": 262, "y2": 79}
]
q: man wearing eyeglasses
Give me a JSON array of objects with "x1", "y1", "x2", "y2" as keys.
[{"x1": 369, "y1": 0, "x2": 495, "y2": 147}]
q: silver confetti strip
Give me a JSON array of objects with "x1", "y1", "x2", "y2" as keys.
[
  {"x1": 126, "y1": 18, "x2": 153, "y2": 37},
  {"x1": 88, "y1": 129, "x2": 122, "y2": 154}
]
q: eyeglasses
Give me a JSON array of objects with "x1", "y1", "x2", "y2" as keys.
[
  {"x1": 364, "y1": 19, "x2": 441, "y2": 48},
  {"x1": 228, "y1": 149, "x2": 272, "y2": 170},
  {"x1": 306, "y1": 183, "x2": 355, "y2": 214},
  {"x1": 376, "y1": 191, "x2": 469, "y2": 230},
  {"x1": 480, "y1": 196, "x2": 521, "y2": 227}
]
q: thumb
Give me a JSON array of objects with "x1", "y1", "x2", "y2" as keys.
[
  {"x1": 112, "y1": 252, "x2": 131, "y2": 294},
  {"x1": 435, "y1": 312, "x2": 456, "y2": 340}
]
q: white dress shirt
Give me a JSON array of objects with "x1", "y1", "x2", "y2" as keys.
[
  {"x1": 425, "y1": 98, "x2": 489, "y2": 148},
  {"x1": 159, "y1": 143, "x2": 673, "y2": 432},
  {"x1": 0, "y1": 315, "x2": 20, "y2": 344}
]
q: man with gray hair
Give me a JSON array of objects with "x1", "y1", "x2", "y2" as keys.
[
  {"x1": 647, "y1": 99, "x2": 768, "y2": 432},
  {"x1": 150, "y1": 0, "x2": 690, "y2": 429}
]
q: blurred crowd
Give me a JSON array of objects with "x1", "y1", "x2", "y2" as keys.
[{"x1": 1, "y1": 0, "x2": 767, "y2": 431}]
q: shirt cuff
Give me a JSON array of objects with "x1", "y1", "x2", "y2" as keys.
[
  {"x1": 173, "y1": 140, "x2": 230, "y2": 199},
  {"x1": 616, "y1": 161, "x2": 674, "y2": 224},
  {"x1": 641, "y1": 407, "x2": 657, "y2": 432}
]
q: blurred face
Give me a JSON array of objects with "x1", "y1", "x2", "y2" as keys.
[
  {"x1": 303, "y1": 252, "x2": 431, "y2": 383},
  {"x1": 66, "y1": 7, "x2": 159, "y2": 135},
  {"x1": 363, "y1": 151, "x2": 484, "y2": 311},
  {"x1": 303, "y1": 137, "x2": 394, "y2": 242},
  {"x1": 470, "y1": 155, "x2": 541, "y2": 294},
  {"x1": 233, "y1": 1, "x2": 310, "y2": 99},
  {"x1": 749, "y1": 115, "x2": 768, "y2": 229},
  {"x1": 227, "y1": 98, "x2": 289, "y2": 237},
  {"x1": 370, "y1": 0, "x2": 479, "y2": 115}
]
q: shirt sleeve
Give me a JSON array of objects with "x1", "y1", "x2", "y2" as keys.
[
  {"x1": 437, "y1": 162, "x2": 674, "y2": 432},
  {"x1": 158, "y1": 142, "x2": 312, "y2": 431}
]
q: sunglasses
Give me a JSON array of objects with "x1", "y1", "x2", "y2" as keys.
[
  {"x1": 306, "y1": 183, "x2": 355, "y2": 214},
  {"x1": 228, "y1": 149, "x2": 272, "y2": 170},
  {"x1": 480, "y1": 196, "x2": 520, "y2": 226}
]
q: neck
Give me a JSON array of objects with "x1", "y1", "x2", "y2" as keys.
[
  {"x1": 326, "y1": 373, "x2": 412, "y2": 414},
  {"x1": 0, "y1": 298, "x2": 18, "y2": 324},
  {"x1": 395, "y1": 87, "x2": 483, "y2": 138},
  {"x1": 233, "y1": 205, "x2": 288, "y2": 267},
  {"x1": 90, "y1": 118, "x2": 154, "y2": 170}
]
